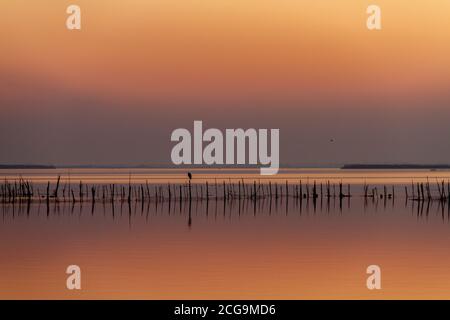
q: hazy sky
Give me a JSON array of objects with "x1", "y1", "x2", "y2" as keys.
[{"x1": 1, "y1": 0, "x2": 450, "y2": 166}]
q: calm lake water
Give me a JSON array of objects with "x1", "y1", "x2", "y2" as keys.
[{"x1": 1, "y1": 168, "x2": 450, "y2": 299}]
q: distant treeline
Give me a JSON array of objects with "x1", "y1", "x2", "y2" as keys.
[
  {"x1": 0, "y1": 164, "x2": 56, "y2": 169},
  {"x1": 342, "y1": 164, "x2": 450, "y2": 170},
  {"x1": 3, "y1": 163, "x2": 450, "y2": 170}
]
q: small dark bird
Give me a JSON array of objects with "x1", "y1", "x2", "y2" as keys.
[{"x1": 187, "y1": 172, "x2": 192, "y2": 180}]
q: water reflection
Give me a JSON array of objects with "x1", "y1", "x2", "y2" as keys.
[
  {"x1": 3, "y1": 170, "x2": 450, "y2": 299},
  {"x1": 2, "y1": 190, "x2": 450, "y2": 226}
]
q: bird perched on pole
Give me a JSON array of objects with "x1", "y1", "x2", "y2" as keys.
[{"x1": 187, "y1": 172, "x2": 192, "y2": 180}]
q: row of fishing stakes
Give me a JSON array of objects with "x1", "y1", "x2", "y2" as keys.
[
  {"x1": 2, "y1": 176, "x2": 450, "y2": 206},
  {"x1": 0, "y1": 177, "x2": 349, "y2": 204}
]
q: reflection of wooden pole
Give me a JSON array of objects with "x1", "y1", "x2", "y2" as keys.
[
  {"x1": 275, "y1": 182, "x2": 278, "y2": 199},
  {"x1": 189, "y1": 180, "x2": 192, "y2": 201},
  {"x1": 79, "y1": 181, "x2": 83, "y2": 202},
  {"x1": 447, "y1": 181, "x2": 450, "y2": 203},
  {"x1": 223, "y1": 181, "x2": 226, "y2": 200},
  {"x1": 306, "y1": 182, "x2": 310, "y2": 199},
  {"x1": 299, "y1": 180, "x2": 303, "y2": 199},
  {"x1": 168, "y1": 183, "x2": 172, "y2": 203},
  {"x1": 269, "y1": 181, "x2": 272, "y2": 198},
  {"x1": 313, "y1": 181, "x2": 317, "y2": 198},
  {"x1": 420, "y1": 183, "x2": 425, "y2": 200},
  {"x1": 215, "y1": 179, "x2": 218, "y2": 201},
  {"x1": 285, "y1": 181, "x2": 288, "y2": 198},
  {"x1": 238, "y1": 181, "x2": 241, "y2": 199}
]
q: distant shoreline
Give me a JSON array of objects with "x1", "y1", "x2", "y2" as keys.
[
  {"x1": 0, "y1": 164, "x2": 56, "y2": 169},
  {"x1": 1, "y1": 163, "x2": 450, "y2": 170},
  {"x1": 342, "y1": 164, "x2": 450, "y2": 170}
]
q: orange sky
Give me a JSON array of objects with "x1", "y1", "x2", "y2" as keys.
[
  {"x1": 2, "y1": 1, "x2": 450, "y2": 166},
  {"x1": 2, "y1": 0, "x2": 450, "y2": 106}
]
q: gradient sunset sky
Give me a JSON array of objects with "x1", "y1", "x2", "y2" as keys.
[{"x1": 1, "y1": 0, "x2": 450, "y2": 166}]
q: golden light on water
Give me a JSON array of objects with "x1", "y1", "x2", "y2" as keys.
[{"x1": 1, "y1": 169, "x2": 450, "y2": 299}]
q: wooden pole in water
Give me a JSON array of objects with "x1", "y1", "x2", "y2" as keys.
[
  {"x1": 91, "y1": 186, "x2": 95, "y2": 202},
  {"x1": 299, "y1": 180, "x2": 303, "y2": 199},
  {"x1": 238, "y1": 181, "x2": 241, "y2": 199},
  {"x1": 46, "y1": 181, "x2": 50, "y2": 201},
  {"x1": 285, "y1": 180, "x2": 288, "y2": 198},
  {"x1": 448, "y1": 181, "x2": 450, "y2": 202},
  {"x1": 327, "y1": 180, "x2": 331, "y2": 198},
  {"x1": 223, "y1": 181, "x2": 227, "y2": 200},
  {"x1": 417, "y1": 183, "x2": 421, "y2": 200},
  {"x1": 313, "y1": 181, "x2": 317, "y2": 198},
  {"x1": 269, "y1": 181, "x2": 272, "y2": 199},
  {"x1": 306, "y1": 182, "x2": 310, "y2": 199},
  {"x1": 215, "y1": 179, "x2": 218, "y2": 201},
  {"x1": 53, "y1": 175, "x2": 61, "y2": 199},
  {"x1": 168, "y1": 183, "x2": 172, "y2": 203},
  {"x1": 420, "y1": 183, "x2": 425, "y2": 200}
]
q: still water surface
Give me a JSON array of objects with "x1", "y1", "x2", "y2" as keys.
[{"x1": 1, "y1": 168, "x2": 450, "y2": 299}]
